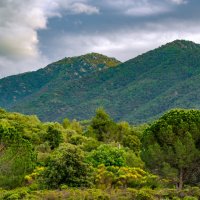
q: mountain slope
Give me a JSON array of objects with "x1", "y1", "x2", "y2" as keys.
[
  {"x1": 0, "y1": 53, "x2": 120, "y2": 108},
  {"x1": 1, "y1": 40, "x2": 200, "y2": 123}
]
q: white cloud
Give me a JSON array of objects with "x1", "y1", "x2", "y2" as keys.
[
  {"x1": 105, "y1": 0, "x2": 165, "y2": 16},
  {"x1": 54, "y1": 0, "x2": 99, "y2": 15},
  {"x1": 105, "y1": 0, "x2": 187, "y2": 16},
  {"x1": 0, "y1": 56, "x2": 49, "y2": 78},
  {"x1": 0, "y1": 0, "x2": 99, "y2": 77},
  {"x1": 0, "y1": 0, "x2": 61, "y2": 77},
  {"x1": 169, "y1": 0, "x2": 187, "y2": 5},
  {"x1": 0, "y1": 1, "x2": 97, "y2": 55},
  {"x1": 69, "y1": 2, "x2": 99, "y2": 14},
  {"x1": 0, "y1": 0, "x2": 48, "y2": 59},
  {"x1": 47, "y1": 20, "x2": 200, "y2": 62},
  {"x1": 125, "y1": 4, "x2": 169, "y2": 16},
  {"x1": 0, "y1": 0, "x2": 195, "y2": 78}
]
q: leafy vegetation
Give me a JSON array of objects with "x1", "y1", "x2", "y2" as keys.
[
  {"x1": 0, "y1": 124, "x2": 36, "y2": 189},
  {"x1": 42, "y1": 143, "x2": 92, "y2": 188},
  {"x1": 142, "y1": 109, "x2": 200, "y2": 190},
  {"x1": 0, "y1": 107, "x2": 199, "y2": 199}
]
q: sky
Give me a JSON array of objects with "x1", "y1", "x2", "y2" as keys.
[{"x1": 0, "y1": 0, "x2": 200, "y2": 78}]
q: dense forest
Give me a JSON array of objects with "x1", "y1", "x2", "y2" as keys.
[{"x1": 0, "y1": 107, "x2": 200, "y2": 199}]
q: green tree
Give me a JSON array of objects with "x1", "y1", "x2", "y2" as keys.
[
  {"x1": 42, "y1": 144, "x2": 92, "y2": 188},
  {"x1": 122, "y1": 134, "x2": 141, "y2": 153},
  {"x1": 63, "y1": 118, "x2": 83, "y2": 134},
  {"x1": 62, "y1": 118, "x2": 70, "y2": 129},
  {"x1": 45, "y1": 125, "x2": 63, "y2": 150},
  {"x1": 87, "y1": 144, "x2": 126, "y2": 167},
  {"x1": 90, "y1": 108, "x2": 116, "y2": 141},
  {"x1": 115, "y1": 122, "x2": 142, "y2": 155},
  {"x1": 142, "y1": 109, "x2": 200, "y2": 189},
  {"x1": 0, "y1": 123, "x2": 36, "y2": 188}
]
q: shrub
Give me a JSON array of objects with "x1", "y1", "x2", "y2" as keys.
[
  {"x1": 42, "y1": 143, "x2": 92, "y2": 188},
  {"x1": 94, "y1": 165, "x2": 158, "y2": 189},
  {"x1": 183, "y1": 197, "x2": 198, "y2": 200},
  {"x1": 45, "y1": 125, "x2": 63, "y2": 150},
  {"x1": 87, "y1": 144, "x2": 126, "y2": 167}
]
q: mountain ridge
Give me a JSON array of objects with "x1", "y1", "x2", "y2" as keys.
[
  {"x1": 0, "y1": 53, "x2": 120, "y2": 108},
  {"x1": 1, "y1": 39, "x2": 200, "y2": 123}
]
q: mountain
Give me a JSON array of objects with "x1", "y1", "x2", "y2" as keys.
[
  {"x1": 1, "y1": 40, "x2": 200, "y2": 123},
  {"x1": 0, "y1": 53, "x2": 120, "y2": 109}
]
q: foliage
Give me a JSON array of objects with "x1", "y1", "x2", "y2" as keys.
[
  {"x1": 81, "y1": 137, "x2": 100, "y2": 152},
  {"x1": 45, "y1": 124, "x2": 63, "y2": 150},
  {"x1": 124, "y1": 150, "x2": 144, "y2": 168},
  {"x1": 142, "y1": 109, "x2": 200, "y2": 189},
  {"x1": 87, "y1": 144, "x2": 126, "y2": 167},
  {"x1": 42, "y1": 143, "x2": 92, "y2": 188},
  {"x1": 94, "y1": 164, "x2": 158, "y2": 189},
  {"x1": 87, "y1": 142, "x2": 144, "y2": 169},
  {"x1": 68, "y1": 133, "x2": 88, "y2": 145},
  {"x1": 117, "y1": 121, "x2": 141, "y2": 154},
  {"x1": 1, "y1": 187, "x2": 200, "y2": 200},
  {"x1": 88, "y1": 109, "x2": 142, "y2": 157},
  {"x1": 0, "y1": 107, "x2": 200, "y2": 199},
  {"x1": 0, "y1": 110, "x2": 45, "y2": 144},
  {"x1": 0, "y1": 123, "x2": 36, "y2": 189},
  {"x1": 24, "y1": 166, "x2": 45, "y2": 185},
  {"x1": 90, "y1": 108, "x2": 117, "y2": 141}
]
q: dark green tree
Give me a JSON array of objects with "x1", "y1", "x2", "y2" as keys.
[
  {"x1": 45, "y1": 125, "x2": 63, "y2": 150},
  {"x1": 90, "y1": 108, "x2": 116, "y2": 141},
  {"x1": 116, "y1": 122, "x2": 141, "y2": 154},
  {"x1": 43, "y1": 144, "x2": 90, "y2": 188},
  {"x1": 142, "y1": 109, "x2": 200, "y2": 189},
  {"x1": 42, "y1": 144, "x2": 91, "y2": 188}
]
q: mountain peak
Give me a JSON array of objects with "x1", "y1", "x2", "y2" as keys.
[
  {"x1": 81, "y1": 52, "x2": 108, "y2": 57},
  {"x1": 54, "y1": 52, "x2": 121, "y2": 68},
  {"x1": 79, "y1": 52, "x2": 121, "y2": 66},
  {"x1": 164, "y1": 39, "x2": 200, "y2": 50}
]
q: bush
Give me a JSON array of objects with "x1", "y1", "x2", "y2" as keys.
[
  {"x1": 42, "y1": 143, "x2": 92, "y2": 188},
  {"x1": 87, "y1": 144, "x2": 126, "y2": 167},
  {"x1": 124, "y1": 150, "x2": 144, "y2": 168},
  {"x1": 2, "y1": 187, "x2": 28, "y2": 200},
  {"x1": 45, "y1": 125, "x2": 63, "y2": 150},
  {"x1": 94, "y1": 165, "x2": 158, "y2": 189},
  {"x1": 68, "y1": 133, "x2": 88, "y2": 145},
  {"x1": 183, "y1": 197, "x2": 198, "y2": 200},
  {"x1": 136, "y1": 190, "x2": 154, "y2": 200},
  {"x1": 82, "y1": 137, "x2": 100, "y2": 152}
]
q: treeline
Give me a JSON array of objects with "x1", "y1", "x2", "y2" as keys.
[{"x1": 0, "y1": 108, "x2": 200, "y2": 199}]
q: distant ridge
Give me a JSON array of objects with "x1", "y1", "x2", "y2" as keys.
[{"x1": 1, "y1": 40, "x2": 200, "y2": 123}]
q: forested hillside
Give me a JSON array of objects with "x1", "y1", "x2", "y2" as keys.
[
  {"x1": 0, "y1": 53, "x2": 120, "y2": 110},
  {"x1": 1, "y1": 40, "x2": 200, "y2": 123},
  {"x1": 0, "y1": 108, "x2": 200, "y2": 199}
]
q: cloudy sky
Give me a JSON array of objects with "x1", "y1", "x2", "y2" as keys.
[{"x1": 0, "y1": 0, "x2": 200, "y2": 77}]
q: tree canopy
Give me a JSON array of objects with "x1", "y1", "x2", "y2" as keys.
[{"x1": 142, "y1": 109, "x2": 200, "y2": 189}]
